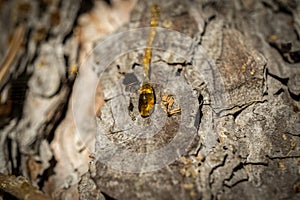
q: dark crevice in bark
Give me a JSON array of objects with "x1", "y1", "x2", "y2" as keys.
[
  {"x1": 1, "y1": 192, "x2": 19, "y2": 200},
  {"x1": 22, "y1": 27, "x2": 32, "y2": 61},
  {"x1": 56, "y1": 0, "x2": 63, "y2": 11},
  {"x1": 261, "y1": 1, "x2": 276, "y2": 10},
  {"x1": 61, "y1": 16, "x2": 75, "y2": 43},
  {"x1": 288, "y1": 88, "x2": 300, "y2": 101},
  {"x1": 244, "y1": 162, "x2": 269, "y2": 166},
  {"x1": 101, "y1": 191, "x2": 117, "y2": 200},
  {"x1": 36, "y1": 0, "x2": 49, "y2": 19},
  {"x1": 223, "y1": 162, "x2": 244, "y2": 184},
  {"x1": 156, "y1": 59, "x2": 192, "y2": 67},
  {"x1": 194, "y1": 94, "x2": 203, "y2": 131},
  {"x1": 10, "y1": 72, "x2": 30, "y2": 120},
  {"x1": 269, "y1": 42, "x2": 300, "y2": 64},
  {"x1": 7, "y1": 138, "x2": 20, "y2": 175},
  {"x1": 45, "y1": 83, "x2": 73, "y2": 143},
  {"x1": 198, "y1": 15, "x2": 216, "y2": 45},
  {"x1": 63, "y1": 54, "x2": 70, "y2": 78},
  {"x1": 224, "y1": 178, "x2": 248, "y2": 188},
  {"x1": 274, "y1": 0, "x2": 296, "y2": 15},
  {"x1": 27, "y1": 42, "x2": 40, "y2": 66},
  {"x1": 262, "y1": 62, "x2": 268, "y2": 96},
  {"x1": 285, "y1": 132, "x2": 300, "y2": 137},
  {"x1": 6, "y1": 138, "x2": 13, "y2": 172},
  {"x1": 223, "y1": 161, "x2": 268, "y2": 188},
  {"x1": 37, "y1": 156, "x2": 57, "y2": 190},
  {"x1": 132, "y1": 62, "x2": 141, "y2": 69},
  {"x1": 78, "y1": 0, "x2": 95, "y2": 15},
  {"x1": 269, "y1": 42, "x2": 292, "y2": 54},
  {"x1": 231, "y1": 105, "x2": 248, "y2": 120},
  {"x1": 43, "y1": 28, "x2": 52, "y2": 42},
  {"x1": 266, "y1": 69, "x2": 289, "y2": 84},
  {"x1": 218, "y1": 100, "x2": 267, "y2": 119},
  {"x1": 267, "y1": 70, "x2": 300, "y2": 101},
  {"x1": 209, "y1": 154, "x2": 228, "y2": 188},
  {"x1": 273, "y1": 88, "x2": 284, "y2": 96},
  {"x1": 102, "y1": 0, "x2": 112, "y2": 7}
]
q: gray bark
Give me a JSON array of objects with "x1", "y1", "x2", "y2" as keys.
[{"x1": 0, "y1": 0, "x2": 300, "y2": 200}]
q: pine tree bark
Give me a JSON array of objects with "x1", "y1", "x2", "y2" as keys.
[{"x1": 0, "y1": 0, "x2": 299, "y2": 200}]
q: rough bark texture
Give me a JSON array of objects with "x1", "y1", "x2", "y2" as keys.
[{"x1": 0, "y1": 0, "x2": 300, "y2": 200}]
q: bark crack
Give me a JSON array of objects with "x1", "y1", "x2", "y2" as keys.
[
  {"x1": 209, "y1": 154, "x2": 228, "y2": 188},
  {"x1": 198, "y1": 15, "x2": 216, "y2": 45},
  {"x1": 218, "y1": 100, "x2": 267, "y2": 118}
]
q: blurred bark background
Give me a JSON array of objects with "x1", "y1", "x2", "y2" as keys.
[{"x1": 0, "y1": 0, "x2": 299, "y2": 199}]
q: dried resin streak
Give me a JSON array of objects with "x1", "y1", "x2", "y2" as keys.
[{"x1": 138, "y1": 4, "x2": 159, "y2": 118}]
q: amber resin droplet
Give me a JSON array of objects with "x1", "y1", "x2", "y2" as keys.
[
  {"x1": 138, "y1": 83, "x2": 155, "y2": 118},
  {"x1": 138, "y1": 4, "x2": 159, "y2": 118}
]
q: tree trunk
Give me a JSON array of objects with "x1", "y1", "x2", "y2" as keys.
[{"x1": 0, "y1": 0, "x2": 299, "y2": 200}]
